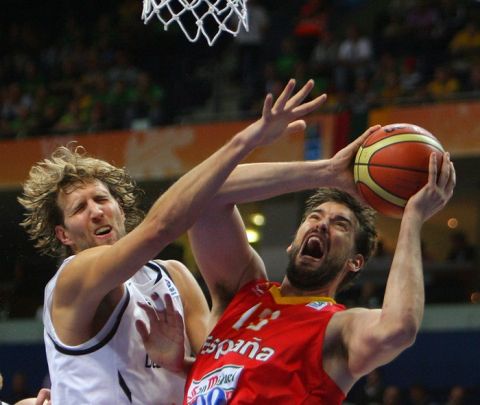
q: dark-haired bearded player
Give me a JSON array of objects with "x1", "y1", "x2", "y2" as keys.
[{"x1": 140, "y1": 137, "x2": 455, "y2": 402}]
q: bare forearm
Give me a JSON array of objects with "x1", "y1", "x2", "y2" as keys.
[
  {"x1": 342, "y1": 214, "x2": 426, "y2": 377},
  {"x1": 382, "y1": 210, "x2": 425, "y2": 334},
  {"x1": 382, "y1": 151, "x2": 455, "y2": 334},
  {"x1": 78, "y1": 80, "x2": 332, "y2": 293},
  {"x1": 211, "y1": 125, "x2": 384, "y2": 206},
  {"x1": 145, "y1": 128, "x2": 262, "y2": 241},
  {"x1": 214, "y1": 160, "x2": 333, "y2": 205},
  {"x1": 151, "y1": 79, "x2": 328, "y2": 231},
  {"x1": 345, "y1": 152, "x2": 454, "y2": 376}
]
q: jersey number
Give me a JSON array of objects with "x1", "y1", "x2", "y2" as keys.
[{"x1": 232, "y1": 303, "x2": 280, "y2": 331}]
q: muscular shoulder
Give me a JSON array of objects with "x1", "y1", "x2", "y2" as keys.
[
  {"x1": 155, "y1": 259, "x2": 207, "y2": 312},
  {"x1": 59, "y1": 246, "x2": 109, "y2": 278},
  {"x1": 323, "y1": 307, "x2": 379, "y2": 392},
  {"x1": 157, "y1": 259, "x2": 196, "y2": 289},
  {"x1": 157, "y1": 259, "x2": 210, "y2": 353},
  {"x1": 324, "y1": 307, "x2": 374, "y2": 355},
  {"x1": 326, "y1": 307, "x2": 377, "y2": 338},
  {"x1": 55, "y1": 246, "x2": 115, "y2": 303}
]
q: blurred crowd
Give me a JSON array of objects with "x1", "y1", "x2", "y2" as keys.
[
  {"x1": 236, "y1": 0, "x2": 480, "y2": 122},
  {"x1": 0, "y1": 2, "x2": 479, "y2": 401},
  {"x1": 344, "y1": 368, "x2": 477, "y2": 405},
  {"x1": 0, "y1": 0, "x2": 479, "y2": 319},
  {"x1": 0, "y1": 0, "x2": 167, "y2": 139},
  {"x1": 2, "y1": 0, "x2": 480, "y2": 139},
  {"x1": 337, "y1": 229, "x2": 477, "y2": 309}
]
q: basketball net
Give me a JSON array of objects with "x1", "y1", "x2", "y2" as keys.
[{"x1": 142, "y1": 0, "x2": 249, "y2": 46}]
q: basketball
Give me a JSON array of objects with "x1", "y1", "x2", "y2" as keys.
[{"x1": 354, "y1": 123, "x2": 444, "y2": 218}]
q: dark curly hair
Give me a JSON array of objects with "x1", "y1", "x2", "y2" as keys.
[{"x1": 303, "y1": 187, "x2": 378, "y2": 292}]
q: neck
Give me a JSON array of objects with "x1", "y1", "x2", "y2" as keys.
[{"x1": 279, "y1": 276, "x2": 337, "y2": 298}]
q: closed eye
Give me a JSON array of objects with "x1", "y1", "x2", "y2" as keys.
[
  {"x1": 308, "y1": 212, "x2": 321, "y2": 221},
  {"x1": 71, "y1": 202, "x2": 86, "y2": 215},
  {"x1": 94, "y1": 195, "x2": 110, "y2": 203},
  {"x1": 333, "y1": 217, "x2": 351, "y2": 231}
]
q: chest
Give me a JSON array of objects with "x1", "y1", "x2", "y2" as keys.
[
  {"x1": 199, "y1": 296, "x2": 333, "y2": 366},
  {"x1": 186, "y1": 295, "x2": 344, "y2": 404}
]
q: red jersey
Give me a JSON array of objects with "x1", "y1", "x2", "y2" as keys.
[{"x1": 184, "y1": 280, "x2": 346, "y2": 404}]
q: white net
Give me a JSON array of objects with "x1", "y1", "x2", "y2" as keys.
[{"x1": 142, "y1": 0, "x2": 249, "y2": 46}]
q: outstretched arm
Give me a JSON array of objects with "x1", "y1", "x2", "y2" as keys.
[
  {"x1": 212, "y1": 124, "x2": 381, "y2": 206},
  {"x1": 189, "y1": 79, "x2": 380, "y2": 320},
  {"x1": 333, "y1": 152, "x2": 455, "y2": 389},
  {"x1": 54, "y1": 79, "x2": 324, "y2": 343}
]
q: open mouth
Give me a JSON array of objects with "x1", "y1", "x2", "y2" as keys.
[
  {"x1": 95, "y1": 225, "x2": 112, "y2": 236},
  {"x1": 300, "y1": 235, "x2": 325, "y2": 260}
]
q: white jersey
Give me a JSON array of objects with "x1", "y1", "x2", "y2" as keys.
[{"x1": 43, "y1": 257, "x2": 190, "y2": 405}]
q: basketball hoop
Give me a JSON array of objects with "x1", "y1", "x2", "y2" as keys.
[{"x1": 142, "y1": 0, "x2": 249, "y2": 46}]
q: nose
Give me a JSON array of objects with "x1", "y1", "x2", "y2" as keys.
[
  {"x1": 317, "y1": 219, "x2": 328, "y2": 234},
  {"x1": 88, "y1": 201, "x2": 104, "y2": 220}
]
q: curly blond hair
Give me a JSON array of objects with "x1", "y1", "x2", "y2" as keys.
[{"x1": 18, "y1": 144, "x2": 144, "y2": 258}]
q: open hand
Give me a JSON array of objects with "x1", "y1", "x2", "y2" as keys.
[
  {"x1": 246, "y1": 78, "x2": 327, "y2": 147},
  {"x1": 135, "y1": 293, "x2": 185, "y2": 373}
]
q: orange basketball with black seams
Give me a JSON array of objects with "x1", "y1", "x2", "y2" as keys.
[{"x1": 354, "y1": 123, "x2": 444, "y2": 218}]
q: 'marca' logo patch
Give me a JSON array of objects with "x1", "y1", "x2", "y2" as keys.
[{"x1": 186, "y1": 365, "x2": 243, "y2": 404}]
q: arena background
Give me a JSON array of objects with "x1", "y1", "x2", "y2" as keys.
[{"x1": 1, "y1": 0, "x2": 479, "y2": 403}]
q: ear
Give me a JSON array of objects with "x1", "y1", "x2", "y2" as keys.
[
  {"x1": 286, "y1": 244, "x2": 292, "y2": 254},
  {"x1": 55, "y1": 225, "x2": 73, "y2": 246},
  {"x1": 348, "y1": 254, "x2": 364, "y2": 273}
]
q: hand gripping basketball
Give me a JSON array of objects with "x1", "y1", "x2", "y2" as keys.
[{"x1": 354, "y1": 123, "x2": 444, "y2": 218}]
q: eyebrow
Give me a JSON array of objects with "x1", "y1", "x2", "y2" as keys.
[
  {"x1": 309, "y1": 208, "x2": 353, "y2": 226},
  {"x1": 68, "y1": 199, "x2": 85, "y2": 212}
]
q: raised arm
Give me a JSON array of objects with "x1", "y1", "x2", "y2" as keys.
[
  {"x1": 55, "y1": 79, "x2": 326, "y2": 337},
  {"x1": 189, "y1": 82, "x2": 380, "y2": 320},
  {"x1": 330, "y1": 152, "x2": 455, "y2": 390},
  {"x1": 212, "y1": 124, "x2": 381, "y2": 206}
]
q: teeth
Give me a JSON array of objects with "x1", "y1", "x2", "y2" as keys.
[
  {"x1": 303, "y1": 235, "x2": 323, "y2": 258},
  {"x1": 307, "y1": 236, "x2": 321, "y2": 244},
  {"x1": 307, "y1": 237, "x2": 320, "y2": 250},
  {"x1": 95, "y1": 226, "x2": 111, "y2": 235}
]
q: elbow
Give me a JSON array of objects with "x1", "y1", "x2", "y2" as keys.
[
  {"x1": 387, "y1": 317, "x2": 420, "y2": 348},
  {"x1": 379, "y1": 312, "x2": 421, "y2": 349},
  {"x1": 397, "y1": 323, "x2": 418, "y2": 348}
]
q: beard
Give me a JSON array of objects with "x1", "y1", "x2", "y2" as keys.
[{"x1": 286, "y1": 243, "x2": 347, "y2": 292}]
